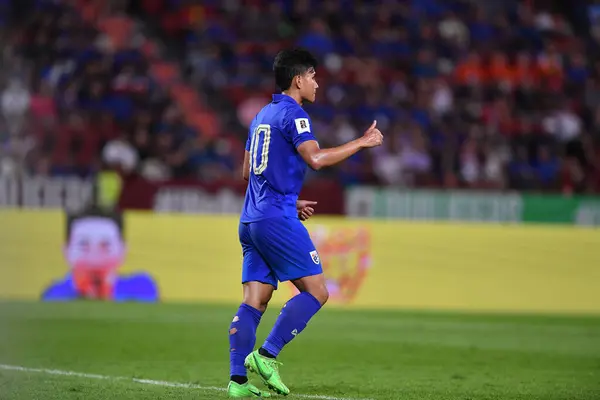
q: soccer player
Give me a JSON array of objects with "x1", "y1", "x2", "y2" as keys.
[{"x1": 227, "y1": 48, "x2": 383, "y2": 398}]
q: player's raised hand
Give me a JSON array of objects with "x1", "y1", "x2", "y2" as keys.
[
  {"x1": 360, "y1": 120, "x2": 384, "y2": 148},
  {"x1": 297, "y1": 200, "x2": 317, "y2": 221}
]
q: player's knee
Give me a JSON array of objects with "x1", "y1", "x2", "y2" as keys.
[
  {"x1": 243, "y1": 292, "x2": 271, "y2": 313},
  {"x1": 256, "y1": 301, "x2": 269, "y2": 313},
  {"x1": 294, "y1": 275, "x2": 329, "y2": 306},
  {"x1": 243, "y1": 298, "x2": 269, "y2": 313},
  {"x1": 309, "y1": 285, "x2": 329, "y2": 306},
  {"x1": 242, "y1": 282, "x2": 274, "y2": 313}
]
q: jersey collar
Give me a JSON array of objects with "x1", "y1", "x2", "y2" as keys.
[{"x1": 272, "y1": 94, "x2": 298, "y2": 104}]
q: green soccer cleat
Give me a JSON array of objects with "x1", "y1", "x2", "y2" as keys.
[
  {"x1": 244, "y1": 350, "x2": 290, "y2": 396},
  {"x1": 227, "y1": 381, "x2": 271, "y2": 398}
]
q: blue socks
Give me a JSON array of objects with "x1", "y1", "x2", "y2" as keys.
[
  {"x1": 262, "y1": 292, "x2": 322, "y2": 358},
  {"x1": 229, "y1": 292, "x2": 323, "y2": 379},
  {"x1": 229, "y1": 303, "x2": 263, "y2": 378}
]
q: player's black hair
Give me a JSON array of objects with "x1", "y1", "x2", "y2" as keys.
[
  {"x1": 273, "y1": 48, "x2": 318, "y2": 91},
  {"x1": 66, "y1": 206, "x2": 124, "y2": 240}
]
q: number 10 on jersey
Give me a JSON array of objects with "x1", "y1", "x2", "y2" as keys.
[{"x1": 249, "y1": 124, "x2": 271, "y2": 175}]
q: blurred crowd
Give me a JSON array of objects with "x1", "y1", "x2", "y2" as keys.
[{"x1": 2, "y1": 0, "x2": 600, "y2": 194}]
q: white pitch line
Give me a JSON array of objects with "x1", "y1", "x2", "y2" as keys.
[{"x1": 0, "y1": 364, "x2": 373, "y2": 400}]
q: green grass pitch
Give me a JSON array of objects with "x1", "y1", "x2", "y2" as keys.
[{"x1": 0, "y1": 301, "x2": 599, "y2": 400}]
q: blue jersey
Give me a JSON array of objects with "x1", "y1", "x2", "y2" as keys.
[{"x1": 240, "y1": 94, "x2": 318, "y2": 223}]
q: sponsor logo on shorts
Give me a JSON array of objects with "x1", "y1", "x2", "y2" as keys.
[{"x1": 309, "y1": 250, "x2": 320, "y2": 264}]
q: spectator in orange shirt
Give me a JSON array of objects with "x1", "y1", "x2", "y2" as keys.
[
  {"x1": 488, "y1": 51, "x2": 515, "y2": 91},
  {"x1": 513, "y1": 51, "x2": 540, "y2": 88},
  {"x1": 454, "y1": 51, "x2": 486, "y2": 86}
]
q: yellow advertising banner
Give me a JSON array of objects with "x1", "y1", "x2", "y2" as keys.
[{"x1": 1, "y1": 210, "x2": 599, "y2": 313}]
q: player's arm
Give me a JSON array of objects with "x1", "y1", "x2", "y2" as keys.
[
  {"x1": 243, "y1": 122, "x2": 254, "y2": 181},
  {"x1": 297, "y1": 120, "x2": 383, "y2": 170},
  {"x1": 242, "y1": 150, "x2": 250, "y2": 181}
]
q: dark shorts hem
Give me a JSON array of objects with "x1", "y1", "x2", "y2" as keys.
[{"x1": 241, "y1": 279, "x2": 278, "y2": 290}]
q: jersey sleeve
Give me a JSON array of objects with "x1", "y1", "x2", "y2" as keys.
[{"x1": 285, "y1": 108, "x2": 318, "y2": 149}]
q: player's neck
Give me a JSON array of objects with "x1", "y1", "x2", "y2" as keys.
[{"x1": 281, "y1": 91, "x2": 303, "y2": 105}]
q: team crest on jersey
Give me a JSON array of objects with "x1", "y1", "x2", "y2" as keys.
[
  {"x1": 294, "y1": 118, "x2": 310, "y2": 134},
  {"x1": 309, "y1": 250, "x2": 320, "y2": 264},
  {"x1": 290, "y1": 226, "x2": 371, "y2": 304}
]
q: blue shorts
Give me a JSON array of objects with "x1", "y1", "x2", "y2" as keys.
[{"x1": 239, "y1": 216, "x2": 323, "y2": 289}]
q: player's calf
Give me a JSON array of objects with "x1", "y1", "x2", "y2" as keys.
[
  {"x1": 259, "y1": 274, "x2": 328, "y2": 360},
  {"x1": 229, "y1": 303, "x2": 263, "y2": 385},
  {"x1": 260, "y1": 290, "x2": 323, "y2": 360},
  {"x1": 228, "y1": 282, "x2": 274, "y2": 386},
  {"x1": 246, "y1": 288, "x2": 323, "y2": 396}
]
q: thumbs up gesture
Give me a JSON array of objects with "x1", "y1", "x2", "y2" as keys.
[{"x1": 360, "y1": 120, "x2": 384, "y2": 148}]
